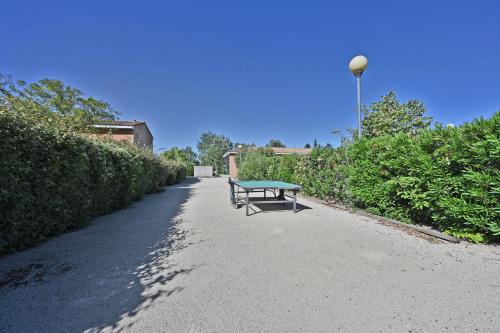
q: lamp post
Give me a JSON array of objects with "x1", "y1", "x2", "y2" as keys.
[{"x1": 349, "y1": 55, "x2": 368, "y2": 138}]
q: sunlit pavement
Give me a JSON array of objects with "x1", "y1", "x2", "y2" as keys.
[{"x1": 1, "y1": 177, "x2": 499, "y2": 332}]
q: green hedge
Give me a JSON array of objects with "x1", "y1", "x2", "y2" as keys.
[
  {"x1": 348, "y1": 114, "x2": 499, "y2": 242},
  {"x1": 237, "y1": 113, "x2": 499, "y2": 243},
  {"x1": 237, "y1": 148, "x2": 299, "y2": 183},
  {"x1": 0, "y1": 111, "x2": 186, "y2": 253}
]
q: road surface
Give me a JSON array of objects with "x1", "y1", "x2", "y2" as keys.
[{"x1": 1, "y1": 177, "x2": 499, "y2": 332}]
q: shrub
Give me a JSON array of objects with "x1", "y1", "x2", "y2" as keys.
[
  {"x1": 237, "y1": 148, "x2": 300, "y2": 183},
  {"x1": 294, "y1": 146, "x2": 351, "y2": 204},
  {"x1": 237, "y1": 148, "x2": 276, "y2": 180},
  {"x1": 235, "y1": 113, "x2": 499, "y2": 242},
  {"x1": 0, "y1": 110, "x2": 186, "y2": 253},
  {"x1": 347, "y1": 113, "x2": 499, "y2": 242}
]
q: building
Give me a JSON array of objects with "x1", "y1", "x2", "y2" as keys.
[
  {"x1": 223, "y1": 147, "x2": 312, "y2": 178},
  {"x1": 92, "y1": 120, "x2": 153, "y2": 150}
]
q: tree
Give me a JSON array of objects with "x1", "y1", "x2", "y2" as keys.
[
  {"x1": 181, "y1": 146, "x2": 197, "y2": 166},
  {"x1": 265, "y1": 139, "x2": 286, "y2": 148},
  {"x1": 161, "y1": 146, "x2": 198, "y2": 176},
  {"x1": 361, "y1": 91, "x2": 432, "y2": 138},
  {"x1": 197, "y1": 132, "x2": 232, "y2": 174},
  {"x1": 0, "y1": 73, "x2": 117, "y2": 132},
  {"x1": 234, "y1": 142, "x2": 256, "y2": 149},
  {"x1": 313, "y1": 139, "x2": 318, "y2": 148},
  {"x1": 304, "y1": 143, "x2": 311, "y2": 148}
]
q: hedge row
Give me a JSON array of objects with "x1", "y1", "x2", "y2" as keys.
[
  {"x1": 238, "y1": 113, "x2": 499, "y2": 243},
  {"x1": 0, "y1": 111, "x2": 186, "y2": 253},
  {"x1": 236, "y1": 148, "x2": 300, "y2": 183}
]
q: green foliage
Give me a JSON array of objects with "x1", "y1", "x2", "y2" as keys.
[
  {"x1": 348, "y1": 113, "x2": 499, "y2": 242},
  {"x1": 0, "y1": 110, "x2": 186, "y2": 253},
  {"x1": 161, "y1": 146, "x2": 197, "y2": 176},
  {"x1": 265, "y1": 139, "x2": 286, "y2": 148},
  {"x1": 197, "y1": 131, "x2": 232, "y2": 174},
  {"x1": 0, "y1": 73, "x2": 117, "y2": 132},
  {"x1": 236, "y1": 112, "x2": 499, "y2": 243},
  {"x1": 237, "y1": 148, "x2": 299, "y2": 183},
  {"x1": 361, "y1": 91, "x2": 432, "y2": 139},
  {"x1": 294, "y1": 146, "x2": 351, "y2": 204},
  {"x1": 237, "y1": 148, "x2": 276, "y2": 180}
]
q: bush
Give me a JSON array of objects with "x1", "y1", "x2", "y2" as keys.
[
  {"x1": 236, "y1": 113, "x2": 499, "y2": 243},
  {"x1": 347, "y1": 113, "x2": 499, "y2": 242},
  {"x1": 237, "y1": 148, "x2": 300, "y2": 183},
  {"x1": 0, "y1": 110, "x2": 186, "y2": 253},
  {"x1": 237, "y1": 148, "x2": 275, "y2": 180},
  {"x1": 294, "y1": 146, "x2": 351, "y2": 204}
]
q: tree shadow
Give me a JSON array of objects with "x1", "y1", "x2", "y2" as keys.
[{"x1": 0, "y1": 178, "x2": 201, "y2": 333}]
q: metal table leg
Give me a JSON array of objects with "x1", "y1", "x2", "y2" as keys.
[
  {"x1": 245, "y1": 190, "x2": 249, "y2": 216},
  {"x1": 229, "y1": 182, "x2": 235, "y2": 206},
  {"x1": 293, "y1": 190, "x2": 297, "y2": 213}
]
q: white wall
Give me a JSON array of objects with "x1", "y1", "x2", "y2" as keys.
[{"x1": 194, "y1": 166, "x2": 213, "y2": 177}]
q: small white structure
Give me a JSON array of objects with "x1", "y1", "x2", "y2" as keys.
[{"x1": 194, "y1": 166, "x2": 213, "y2": 177}]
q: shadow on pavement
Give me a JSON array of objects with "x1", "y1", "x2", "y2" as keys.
[
  {"x1": 0, "y1": 178, "x2": 200, "y2": 333},
  {"x1": 248, "y1": 202, "x2": 312, "y2": 216}
]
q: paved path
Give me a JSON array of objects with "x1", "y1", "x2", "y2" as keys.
[{"x1": 1, "y1": 177, "x2": 499, "y2": 332}]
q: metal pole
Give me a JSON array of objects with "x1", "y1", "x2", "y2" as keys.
[
  {"x1": 356, "y1": 74, "x2": 362, "y2": 138},
  {"x1": 245, "y1": 190, "x2": 249, "y2": 216},
  {"x1": 293, "y1": 190, "x2": 297, "y2": 213}
]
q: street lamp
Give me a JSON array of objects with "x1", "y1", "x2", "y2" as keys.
[{"x1": 349, "y1": 55, "x2": 368, "y2": 138}]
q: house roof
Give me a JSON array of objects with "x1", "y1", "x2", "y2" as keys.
[
  {"x1": 95, "y1": 120, "x2": 146, "y2": 127},
  {"x1": 222, "y1": 149, "x2": 239, "y2": 158},
  {"x1": 92, "y1": 120, "x2": 153, "y2": 139},
  {"x1": 223, "y1": 147, "x2": 312, "y2": 158},
  {"x1": 271, "y1": 147, "x2": 312, "y2": 155}
]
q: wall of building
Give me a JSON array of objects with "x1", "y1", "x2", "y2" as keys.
[
  {"x1": 194, "y1": 166, "x2": 213, "y2": 177},
  {"x1": 91, "y1": 128, "x2": 134, "y2": 144},
  {"x1": 133, "y1": 123, "x2": 153, "y2": 150},
  {"x1": 229, "y1": 154, "x2": 238, "y2": 178}
]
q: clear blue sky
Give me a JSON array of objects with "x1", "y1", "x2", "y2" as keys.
[{"x1": 1, "y1": 0, "x2": 499, "y2": 151}]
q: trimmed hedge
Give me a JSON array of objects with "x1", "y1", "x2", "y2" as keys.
[
  {"x1": 0, "y1": 111, "x2": 186, "y2": 253},
  {"x1": 237, "y1": 113, "x2": 499, "y2": 243},
  {"x1": 348, "y1": 114, "x2": 499, "y2": 242}
]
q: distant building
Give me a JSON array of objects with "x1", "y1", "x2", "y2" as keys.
[
  {"x1": 92, "y1": 120, "x2": 153, "y2": 150},
  {"x1": 223, "y1": 147, "x2": 312, "y2": 178}
]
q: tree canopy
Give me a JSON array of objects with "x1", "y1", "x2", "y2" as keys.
[
  {"x1": 265, "y1": 139, "x2": 286, "y2": 147},
  {"x1": 197, "y1": 131, "x2": 233, "y2": 174},
  {"x1": 161, "y1": 146, "x2": 197, "y2": 176},
  {"x1": 361, "y1": 91, "x2": 432, "y2": 138},
  {"x1": 161, "y1": 146, "x2": 196, "y2": 163},
  {"x1": 0, "y1": 73, "x2": 117, "y2": 132}
]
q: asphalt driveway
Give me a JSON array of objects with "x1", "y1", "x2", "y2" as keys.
[{"x1": 1, "y1": 177, "x2": 499, "y2": 332}]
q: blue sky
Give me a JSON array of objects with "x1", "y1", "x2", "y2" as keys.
[{"x1": 1, "y1": 0, "x2": 499, "y2": 151}]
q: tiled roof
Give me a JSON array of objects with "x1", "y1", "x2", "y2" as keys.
[
  {"x1": 96, "y1": 120, "x2": 145, "y2": 126},
  {"x1": 223, "y1": 147, "x2": 312, "y2": 158},
  {"x1": 270, "y1": 147, "x2": 312, "y2": 154}
]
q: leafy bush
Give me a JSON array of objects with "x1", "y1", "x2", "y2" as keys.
[
  {"x1": 236, "y1": 113, "x2": 499, "y2": 243},
  {"x1": 294, "y1": 146, "x2": 351, "y2": 204},
  {"x1": 237, "y1": 148, "x2": 299, "y2": 183},
  {"x1": 0, "y1": 110, "x2": 186, "y2": 253},
  {"x1": 348, "y1": 113, "x2": 499, "y2": 242}
]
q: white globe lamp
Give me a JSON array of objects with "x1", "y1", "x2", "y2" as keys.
[{"x1": 349, "y1": 55, "x2": 368, "y2": 138}]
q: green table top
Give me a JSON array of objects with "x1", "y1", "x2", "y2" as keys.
[{"x1": 233, "y1": 180, "x2": 301, "y2": 190}]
